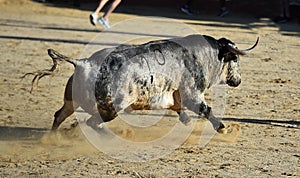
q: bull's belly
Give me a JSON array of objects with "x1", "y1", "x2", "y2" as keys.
[
  {"x1": 149, "y1": 92, "x2": 175, "y2": 109},
  {"x1": 128, "y1": 92, "x2": 175, "y2": 111}
]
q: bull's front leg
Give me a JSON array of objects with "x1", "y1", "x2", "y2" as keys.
[
  {"x1": 181, "y1": 94, "x2": 226, "y2": 133},
  {"x1": 200, "y1": 104, "x2": 226, "y2": 133},
  {"x1": 86, "y1": 104, "x2": 118, "y2": 130}
]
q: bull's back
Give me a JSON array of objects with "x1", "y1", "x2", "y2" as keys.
[
  {"x1": 93, "y1": 35, "x2": 213, "y2": 111},
  {"x1": 93, "y1": 40, "x2": 189, "y2": 111}
]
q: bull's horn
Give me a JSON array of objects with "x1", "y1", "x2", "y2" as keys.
[{"x1": 227, "y1": 37, "x2": 259, "y2": 55}]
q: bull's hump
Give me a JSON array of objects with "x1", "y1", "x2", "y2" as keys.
[{"x1": 108, "y1": 40, "x2": 184, "y2": 61}]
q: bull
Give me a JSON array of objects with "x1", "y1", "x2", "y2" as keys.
[{"x1": 45, "y1": 34, "x2": 258, "y2": 133}]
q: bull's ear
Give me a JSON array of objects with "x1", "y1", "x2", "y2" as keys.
[
  {"x1": 218, "y1": 45, "x2": 230, "y2": 61},
  {"x1": 217, "y1": 38, "x2": 235, "y2": 61},
  {"x1": 218, "y1": 48, "x2": 227, "y2": 61},
  {"x1": 218, "y1": 38, "x2": 235, "y2": 47}
]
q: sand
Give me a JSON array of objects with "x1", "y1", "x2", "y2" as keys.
[{"x1": 0, "y1": 0, "x2": 299, "y2": 177}]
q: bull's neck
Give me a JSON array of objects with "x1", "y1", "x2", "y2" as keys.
[{"x1": 206, "y1": 50, "x2": 224, "y2": 88}]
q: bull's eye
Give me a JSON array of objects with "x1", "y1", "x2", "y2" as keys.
[
  {"x1": 224, "y1": 53, "x2": 238, "y2": 63},
  {"x1": 232, "y1": 56, "x2": 238, "y2": 62},
  {"x1": 223, "y1": 53, "x2": 231, "y2": 62}
]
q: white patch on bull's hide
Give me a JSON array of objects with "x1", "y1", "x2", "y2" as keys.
[
  {"x1": 147, "y1": 75, "x2": 177, "y2": 109},
  {"x1": 72, "y1": 61, "x2": 99, "y2": 114},
  {"x1": 149, "y1": 91, "x2": 174, "y2": 109},
  {"x1": 113, "y1": 71, "x2": 179, "y2": 111}
]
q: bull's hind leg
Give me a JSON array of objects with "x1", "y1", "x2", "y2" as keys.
[
  {"x1": 169, "y1": 90, "x2": 192, "y2": 125},
  {"x1": 52, "y1": 76, "x2": 78, "y2": 130},
  {"x1": 52, "y1": 100, "x2": 77, "y2": 130}
]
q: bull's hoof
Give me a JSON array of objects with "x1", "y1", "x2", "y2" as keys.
[
  {"x1": 217, "y1": 127, "x2": 228, "y2": 134},
  {"x1": 179, "y1": 111, "x2": 191, "y2": 125},
  {"x1": 86, "y1": 117, "x2": 103, "y2": 130},
  {"x1": 217, "y1": 123, "x2": 241, "y2": 134},
  {"x1": 216, "y1": 122, "x2": 227, "y2": 134}
]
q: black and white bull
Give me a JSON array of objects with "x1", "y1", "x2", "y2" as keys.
[{"x1": 50, "y1": 34, "x2": 258, "y2": 133}]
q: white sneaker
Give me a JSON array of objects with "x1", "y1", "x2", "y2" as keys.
[
  {"x1": 89, "y1": 12, "x2": 98, "y2": 26},
  {"x1": 180, "y1": 7, "x2": 192, "y2": 16},
  {"x1": 99, "y1": 17, "x2": 110, "y2": 29}
]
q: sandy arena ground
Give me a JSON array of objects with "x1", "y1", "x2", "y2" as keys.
[{"x1": 0, "y1": 0, "x2": 299, "y2": 177}]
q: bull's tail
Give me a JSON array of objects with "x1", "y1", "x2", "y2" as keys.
[
  {"x1": 21, "y1": 49, "x2": 78, "y2": 93},
  {"x1": 48, "y1": 49, "x2": 78, "y2": 67}
]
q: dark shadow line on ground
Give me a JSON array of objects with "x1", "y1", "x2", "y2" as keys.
[
  {"x1": 186, "y1": 22, "x2": 253, "y2": 30},
  {"x1": 119, "y1": 112, "x2": 300, "y2": 130},
  {"x1": 102, "y1": 30, "x2": 180, "y2": 39},
  {"x1": 115, "y1": 110, "x2": 300, "y2": 129},
  {"x1": 0, "y1": 116, "x2": 298, "y2": 141},
  {"x1": 0, "y1": 35, "x2": 119, "y2": 46},
  {"x1": 280, "y1": 32, "x2": 300, "y2": 37},
  {"x1": 43, "y1": 26, "x2": 100, "y2": 33},
  {"x1": 0, "y1": 20, "x2": 101, "y2": 33},
  {"x1": 223, "y1": 117, "x2": 300, "y2": 129},
  {"x1": 0, "y1": 126, "x2": 49, "y2": 141},
  {"x1": 43, "y1": 26, "x2": 180, "y2": 38},
  {"x1": 0, "y1": 22, "x2": 180, "y2": 39},
  {"x1": 121, "y1": 113, "x2": 300, "y2": 129}
]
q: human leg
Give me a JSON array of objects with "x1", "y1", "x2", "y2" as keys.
[
  {"x1": 97, "y1": 0, "x2": 121, "y2": 29},
  {"x1": 180, "y1": 0, "x2": 193, "y2": 15},
  {"x1": 274, "y1": 0, "x2": 292, "y2": 23},
  {"x1": 218, "y1": 0, "x2": 230, "y2": 17},
  {"x1": 90, "y1": 0, "x2": 110, "y2": 26},
  {"x1": 102, "y1": 0, "x2": 121, "y2": 20},
  {"x1": 95, "y1": 0, "x2": 110, "y2": 14},
  {"x1": 282, "y1": 0, "x2": 291, "y2": 18}
]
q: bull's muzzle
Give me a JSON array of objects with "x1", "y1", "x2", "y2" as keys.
[{"x1": 226, "y1": 77, "x2": 241, "y2": 87}]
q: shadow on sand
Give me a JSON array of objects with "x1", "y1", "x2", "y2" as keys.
[
  {"x1": 38, "y1": 0, "x2": 300, "y2": 37},
  {"x1": 224, "y1": 117, "x2": 300, "y2": 129},
  {"x1": 0, "y1": 115, "x2": 298, "y2": 141},
  {"x1": 0, "y1": 126, "x2": 48, "y2": 141}
]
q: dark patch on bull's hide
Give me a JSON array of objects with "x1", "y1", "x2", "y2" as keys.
[
  {"x1": 164, "y1": 79, "x2": 172, "y2": 92},
  {"x1": 224, "y1": 54, "x2": 238, "y2": 63},
  {"x1": 180, "y1": 48, "x2": 206, "y2": 92},
  {"x1": 96, "y1": 100, "x2": 117, "y2": 122},
  {"x1": 217, "y1": 37, "x2": 235, "y2": 61},
  {"x1": 146, "y1": 41, "x2": 209, "y2": 92},
  {"x1": 133, "y1": 77, "x2": 149, "y2": 96},
  {"x1": 203, "y1": 35, "x2": 222, "y2": 60},
  {"x1": 133, "y1": 77, "x2": 145, "y2": 87},
  {"x1": 95, "y1": 67, "x2": 110, "y2": 99},
  {"x1": 108, "y1": 56, "x2": 123, "y2": 71},
  {"x1": 150, "y1": 75, "x2": 153, "y2": 84},
  {"x1": 203, "y1": 35, "x2": 235, "y2": 61},
  {"x1": 204, "y1": 35, "x2": 224, "y2": 61},
  {"x1": 147, "y1": 41, "x2": 209, "y2": 92},
  {"x1": 186, "y1": 67, "x2": 206, "y2": 92},
  {"x1": 203, "y1": 35, "x2": 218, "y2": 48}
]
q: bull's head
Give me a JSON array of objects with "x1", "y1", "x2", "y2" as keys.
[{"x1": 218, "y1": 37, "x2": 259, "y2": 87}]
